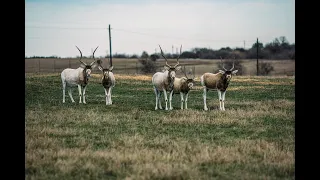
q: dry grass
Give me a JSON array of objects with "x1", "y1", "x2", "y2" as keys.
[{"x1": 25, "y1": 73, "x2": 295, "y2": 179}]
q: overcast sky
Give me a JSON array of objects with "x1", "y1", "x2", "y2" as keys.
[{"x1": 25, "y1": 0, "x2": 295, "y2": 58}]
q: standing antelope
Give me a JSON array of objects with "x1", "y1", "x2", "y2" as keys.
[
  {"x1": 96, "y1": 59, "x2": 115, "y2": 105},
  {"x1": 152, "y1": 45, "x2": 182, "y2": 110},
  {"x1": 61, "y1": 46, "x2": 99, "y2": 104},
  {"x1": 200, "y1": 57, "x2": 238, "y2": 111},
  {"x1": 172, "y1": 66, "x2": 195, "y2": 109}
]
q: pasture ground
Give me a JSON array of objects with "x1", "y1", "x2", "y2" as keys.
[{"x1": 25, "y1": 73, "x2": 295, "y2": 179}]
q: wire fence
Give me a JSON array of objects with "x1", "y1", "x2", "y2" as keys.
[{"x1": 25, "y1": 58, "x2": 295, "y2": 77}]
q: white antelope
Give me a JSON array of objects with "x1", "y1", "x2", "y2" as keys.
[
  {"x1": 61, "y1": 46, "x2": 99, "y2": 104},
  {"x1": 172, "y1": 66, "x2": 195, "y2": 109},
  {"x1": 200, "y1": 57, "x2": 238, "y2": 111},
  {"x1": 152, "y1": 45, "x2": 182, "y2": 110},
  {"x1": 96, "y1": 59, "x2": 115, "y2": 105}
]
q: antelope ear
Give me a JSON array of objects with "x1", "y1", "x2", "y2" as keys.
[
  {"x1": 98, "y1": 65, "x2": 103, "y2": 71},
  {"x1": 232, "y1": 70, "x2": 238, "y2": 75},
  {"x1": 109, "y1": 66, "x2": 114, "y2": 71},
  {"x1": 219, "y1": 70, "x2": 225, "y2": 74},
  {"x1": 175, "y1": 66, "x2": 181, "y2": 71},
  {"x1": 181, "y1": 77, "x2": 187, "y2": 81},
  {"x1": 163, "y1": 66, "x2": 170, "y2": 70}
]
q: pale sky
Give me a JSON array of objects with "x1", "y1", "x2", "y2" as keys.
[{"x1": 25, "y1": 0, "x2": 295, "y2": 58}]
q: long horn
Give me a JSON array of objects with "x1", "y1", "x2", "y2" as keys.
[
  {"x1": 174, "y1": 44, "x2": 182, "y2": 67},
  {"x1": 230, "y1": 58, "x2": 235, "y2": 71},
  {"x1": 90, "y1": 46, "x2": 99, "y2": 66},
  {"x1": 220, "y1": 56, "x2": 227, "y2": 71},
  {"x1": 75, "y1": 46, "x2": 86, "y2": 65},
  {"x1": 182, "y1": 66, "x2": 189, "y2": 79},
  {"x1": 158, "y1": 45, "x2": 170, "y2": 67}
]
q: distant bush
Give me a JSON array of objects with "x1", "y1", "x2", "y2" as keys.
[
  {"x1": 259, "y1": 62, "x2": 274, "y2": 75},
  {"x1": 139, "y1": 58, "x2": 156, "y2": 74}
]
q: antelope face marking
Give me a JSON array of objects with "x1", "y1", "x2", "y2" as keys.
[
  {"x1": 103, "y1": 70, "x2": 111, "y2": 79},
  {"x1": 186, "y1": 79, "x2": 195, "y2": 89},
  {"x1": 225, "y1": 70, "x2": 233, "y2": 80},
  {"x1": 86, "y1": 68, "x2": 92, "y2": 78},
  {"x1": 169, "y1": 68, "x2": 177, "y2": 80},
  {"x1": 102, "y1": 66, "x2": 113, "y2": 79}
]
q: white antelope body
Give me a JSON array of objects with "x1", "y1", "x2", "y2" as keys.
[
  {"x1": 96, "y1": 59, "x2": 115, "y2": 105},
  {"x1": 200, "y1": 58, "x2": 238, "y2": 111},
  {"x1": 152, "y1": 45, "x2": 182, "y2": 110},
  {"x1": 61, "y1": 46, "x2": 98, "y2": 104},
  {"x1": 172, "y1": 66, "x2": 195, "y2": 109}
]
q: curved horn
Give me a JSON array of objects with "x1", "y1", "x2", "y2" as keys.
[
  {"x1": 92, "y1": 46, "x2": 99, "y2": 61},
  {"x1": 220, "y1": 56, "x2": 227, "y2": 71},
  {"x1": 182, "y1": 66, "x2": 189, "y2": 79},
  {"x1": 174, "y1": 44, "x2": 182, "y2": 67},
  {"x1": 90, "y1": 46, "x2": 99, "y2": 66},
  {"x1": 75, "y1": 46, "x2": 86, "y2": 65},
  {"x1": 230, "y1": 58, "x2": 235, "y2": 71},
  {"x1": 158, "y1": 45, "x2": 170, "y2": 67}
]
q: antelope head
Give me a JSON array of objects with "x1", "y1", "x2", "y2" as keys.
[
  {"x1": 181, "y1": 66, "x2": 195, "y2": 89},
  {"x1": 159, "y1": 44, "x2": 182, "y2": 80},
  {"x1": 219, "y1": 56, "x2": 238, "y2": 81},
  {"x1": 97, "y1": 59, "x2": 113, "y2": 81},
  {"x1": 76, "y1": 45, "x2": 99, "y2": 78}
]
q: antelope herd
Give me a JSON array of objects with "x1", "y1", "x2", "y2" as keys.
[{"x1": 61, "y1": 45, "x2": 238, "y2": 110}]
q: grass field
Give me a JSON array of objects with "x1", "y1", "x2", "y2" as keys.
[{"x1": 25, "y1": 73, "x2": 295, "y2": 179}]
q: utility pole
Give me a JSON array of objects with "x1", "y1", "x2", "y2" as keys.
[
  {"x1": 256, "y1": 38, "x2": 259, "y2": 76},
  {"x1": 108, "y1": 24, "x2": 112, "y2": 66}
]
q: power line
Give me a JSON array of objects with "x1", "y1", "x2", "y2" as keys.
[
  {"x1": 25, "y1": 25, "x2": 264, "y2": 44},
  {"x1": 25, "y1": 26, "x2": 106, "y2": 30}
]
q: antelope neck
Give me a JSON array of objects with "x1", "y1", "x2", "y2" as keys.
[
  {"x1": 166, "y1": 70, "x2": 174, "y2": 90},
  {"x1": 81, "y1": 67, "x2": 90, "y2": 85}
]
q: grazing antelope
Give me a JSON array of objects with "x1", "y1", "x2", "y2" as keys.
[
  {"x1": 200, "y1": 57, "x2": 238, "y2": 111},
  {"x1": 96, "y1": 58, "x2": 115, "y2": 105},
  {"x1": 152, "y1": 45, "x2": 182, "y2": 110},
  {"x1": 172, "y1": 66, "x2": 195, "y2": 109},
  {"x1": 61, "y1": 46, "x2": 99, "y2": 104}
]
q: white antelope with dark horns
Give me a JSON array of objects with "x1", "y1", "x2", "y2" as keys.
[
  {"x1": 172, "y1": 66, "x2": 195, "y2": 109},
  {"x1": 61, "y1": 46, "x2": 99, "y2": 104},
  {"x1": 200, "y1": 57, "x2": 238, "y2": 111},
  {"x1": 152, "y1": 45, "x2": 182, "y2": 110},
  {"x1": 96, "y1": 58, "x2": 115, "y2": 105}
]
